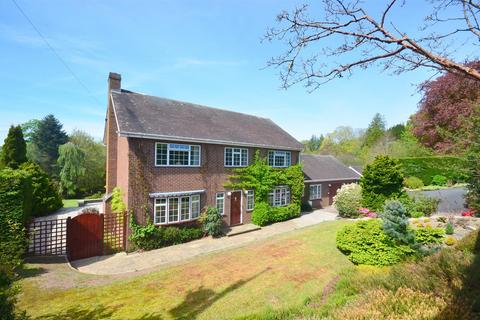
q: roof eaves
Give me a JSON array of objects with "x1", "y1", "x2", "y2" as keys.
[
  {"x1": 118, "y1": 130, "x2": 304, "y2": 151},
  {"x1": 304, "y1": 177, "x2": 361, "y2": 183}
]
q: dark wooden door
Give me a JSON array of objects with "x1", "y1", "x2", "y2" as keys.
[
  {"x1": 230, "y1": 191, "x2": 242, "y2": 225},
  {"x1": 328, "y1": 183, "x2": 343, "y2": 205},
  {"x1": 67, "y1": 213, "x2": 103, "y2": 261}
]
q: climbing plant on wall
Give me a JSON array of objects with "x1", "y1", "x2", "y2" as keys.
[{"x1": 226, "y1": 150, "x2": 304, "y2": 226}]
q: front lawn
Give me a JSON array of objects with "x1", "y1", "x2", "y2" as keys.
[
  {"x1": 62, "y1": 199, "x2": 79, "y2": 208},
  {"x1": 18, "y1": 220, "x2": 354, "y2": 320}
]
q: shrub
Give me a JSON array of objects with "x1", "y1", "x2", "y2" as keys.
[
  {"x1": 0, "y1": 168, "x2": 32, "y2": 224},
  {"x1": 444, "y1": 236, "x2": 457, "y2": 246},
  {"x1": 301, "y1": 202, "x2": 313, "y2": 212},
  {"x1": 445, "y1": 222, "x2": 454, "y2": 235},
  {"x1": 404, "y1": 176, "x2": 424, "y2": 189},
  {"x1": 201, "y1": 207, "x2": 223, "y2": 237},
  {"x1": 252, "y1": 202, "x2": 300, "y2": 226},
  {"x1": 381, "y1": 200, "x2": 415, "y2": 246},
  {"x1": 414, "y1": 226, "x2": 445, "y2": 245},
  {"x1": 400, "y1": 194, "x2": 439, "y2": 217},
  {"x1": 360, "y1": 155, "x2": 404, "y2": 211},
  {"x1": 19, "y1": 162, "x2": 62, "y2": 217},
  {"x1": 129, "y1": 214, "x2": 203, "y2": 250},
  {"x1": 333, "y1": 183, "x2": 362, "y2": 218},
  {"x1": 111, "y1": 187, "x2": 126, "y2": 213},
  {"x1": 81, "y1": 207, "x2": 99, "y2": 215},
  {"x1": 336, "y1": 219, "x2": 415, "y2": 266},
  {"x1": 431, "y1": 174, "x2": 448, "y2": 186},
  {"x1": 397, "y1": 156, "x2": 468, "y2": 185}
]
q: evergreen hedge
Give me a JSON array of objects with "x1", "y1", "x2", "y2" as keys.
[
  {"x1": 0, "y1": 168, "x2": 32, "y2": 224},
  {"x1": 397, "y1": 156, "x2": 468, "y2": 185}
]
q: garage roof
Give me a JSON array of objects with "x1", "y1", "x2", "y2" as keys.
[{"x1": 302, "y1": 154, "x2": 362, "y2": 182}]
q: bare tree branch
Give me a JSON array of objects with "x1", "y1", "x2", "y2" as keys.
[{"x1": 266, "y1": 0, "x2": 480, "y2": 90}]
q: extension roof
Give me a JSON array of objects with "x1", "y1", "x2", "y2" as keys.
[
  {"x1": 110, "y1": 89, "x2": 303, "y2": 150},
  {"x1": 302, "y1": 154, "x2": 362, "y2": 182}
]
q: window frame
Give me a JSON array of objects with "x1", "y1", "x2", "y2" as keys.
[
  {"x1": 224, "y1": 147, "x2": 248, "y2": 167},
  {"x1": 268, "y1": 186, "x2": 290, "y2": 207},
  {"x1": 246, "y1": 190, "x2": 254, "y2": 211},
  {"x1": 309, "y1": 184, "x2": 322, "y2": 200},
  {"x1": 155, "y1": 142, "x2": 201, "y2": 167},
  {"x1": 216, "y1": 192, "x2": 225, "y2": 215},
  {"x1": 268, "y1": 150, "x2": 291, "y2": 168},
  {"x1": 154, "y1": 194, "x2": 202, "y2": 225}
]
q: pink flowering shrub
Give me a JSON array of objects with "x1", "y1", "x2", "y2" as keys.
[
  {"x1": 461, "y1": 210, "x2": 474, "y2": 217},
  {"x1": 358, "y1": 207, "x2": 378, "y2": 218}
]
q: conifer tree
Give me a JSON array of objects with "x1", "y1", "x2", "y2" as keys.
[{"x1": 0, "y1": 125, "x2": 27, "y2": 169}]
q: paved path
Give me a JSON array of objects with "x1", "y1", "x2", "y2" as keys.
[
  {"x1": 71, "y1": 207, "x2": 339, "y2": 275},
  {"x1": 409, "y1": 187, "x2": 467, "y2": 214}
]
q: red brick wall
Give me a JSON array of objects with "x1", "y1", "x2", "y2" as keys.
[
  {"x1": 125, "y1": 138, "x2": 299, "y2": 226},
  {"x1": 303, "y1": 180, "x2": 359, "y2": 209}
]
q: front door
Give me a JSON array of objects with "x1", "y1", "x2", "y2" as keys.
[
  {"x1": 328, "y1": 183, "x2": 343, "y2": 205},
  {"x1": 230, "y1": 191, "x2": 242, "y2": 225}
]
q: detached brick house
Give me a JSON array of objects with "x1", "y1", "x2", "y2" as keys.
[{"x1": 103, "y1": 73, "x2": 303, "y2": 226}]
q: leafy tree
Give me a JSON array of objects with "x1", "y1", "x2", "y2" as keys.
[
  {"x1": 360, "y1": 155, "x2": 404, "y2": 211},
  {"x1": 387, "y1": 123, "x2": 406, "y2": 140},
  {"x1": 466, "y1": 116, "x2": 480, "y2": 215},
  {"x1": 362, "y1": 113, "x2": 386, "y2": 148},
  {"x1": 69, "y1": 130, "x2": 106, "y2": 196},
  {"x1": 19, "y1": 162, "x2": 62, "y2": 216},
  {"x1": 20, "y1": 119, "x2": 40, "y2": 142},
  {"x1": 0, "y1": 126, "x2": 26, "y2": 169},
  {"x1": 57, "y1": 142, "x2": 85, "y2": 197},
  {"x1": 31, "y1": 115, "x2": 68, "y2": 175},
  {"x1": 319, "y1": 126, "x2": 363, "y2": 165},
  {"x1": 381, "y1": 200, "x2": 415, "y2": 246},
  {"x1": 412, "y1": 61, "x2": 480, "y2": 153},
  {"x1": 303, "y1": 134, "x2": 324, "y2": 152}
]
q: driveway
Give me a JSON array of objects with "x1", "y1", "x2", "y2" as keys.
[
  {"x1": 33, "y1": 202, "x2": 102, "y2": 222},
  {"x1": 70, "y1": 207, "x2": 339, "y2": 275},
  {"x1": 409, "y1": 187, "x2": 467, "y2": 214}
]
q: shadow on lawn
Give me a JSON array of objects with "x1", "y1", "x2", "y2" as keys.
[
  {"x1": 437, "y1": 229, "x2": 480, "y2": 319},
  {"x1": 169, "y1": 268, "x2": 270, "y2": 320}
]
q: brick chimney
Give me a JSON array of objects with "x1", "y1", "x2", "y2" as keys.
[
  {"x1": 108, "y1": 72, "x2": 121, "y2": 92},
  {"x1": 105, "y1": 72, "x2": 121, "y2": 194}
]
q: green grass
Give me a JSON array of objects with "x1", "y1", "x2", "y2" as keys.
[
  {"x1": 62, "y1": 199, "x2": 80, "y2": 208},
  {"x1": 18, "y1": 220, "x2": 354, "y2": 320}
]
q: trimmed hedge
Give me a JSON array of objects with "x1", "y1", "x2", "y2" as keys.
[
  {"x1": 397, "y1": 156, "x2": 468, "y2": 185},
  {"x1": 252, "y1": 202, "x2": 300, "y2": 226},
  {"x1": 0, "y1": 168, "x2": 32, "y2": 224}
]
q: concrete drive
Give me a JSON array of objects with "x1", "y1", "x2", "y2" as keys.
[{"x1": 71, "y1": 207, "x2": 339, "y2": 275}]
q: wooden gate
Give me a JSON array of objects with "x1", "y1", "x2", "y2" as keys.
[{"x1": 67, "y1": 213, "x2": 104, "y2": 261}]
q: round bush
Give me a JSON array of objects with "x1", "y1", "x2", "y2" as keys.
[
  {"x1": 404, "y1": 176, "x2": 424, "y2": 189},
  {"x1": 336, "y1": 219, "x2": 415, "y2": 266},
  {"x1": 431, "y1": 175, "x2": 448, "y2": 186},
  {"x1": 333, "y1": 183, "x2": 362, "y2": 218}
]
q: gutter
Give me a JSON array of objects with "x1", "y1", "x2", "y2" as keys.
[{"x1": 118, "y1": 130, "x2": 304, "y2": 151}]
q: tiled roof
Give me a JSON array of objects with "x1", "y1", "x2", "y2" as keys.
[
  {"x1": 110, "y1": 90, "x2": 303, "y2": 150},
  {"x1": 302, "y1": 154, "x2": 362, "y2": 181}
]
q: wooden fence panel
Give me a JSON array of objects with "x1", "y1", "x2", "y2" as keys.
[{"x1": 28, "y1": 219, "x2": 67, "y2": 256}]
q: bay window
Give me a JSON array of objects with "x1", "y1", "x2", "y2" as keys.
[{"x1": 154, "y1": 194, "x2": 202, "y2": 225}]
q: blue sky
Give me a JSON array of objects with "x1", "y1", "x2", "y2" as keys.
[{"x1": 0, "y1": 1, "x2": 474, "y2": 142}]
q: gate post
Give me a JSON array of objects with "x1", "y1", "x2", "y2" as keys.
[
  {"x1": 66, "y1": 217, "x2": 72, "y2": 260},
  {"x1": 100, "y1": 213, "x2": 104, "y2": 255},
  {"x1": 123, "y1": 211, "x2": 127, "y2": 252}
]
